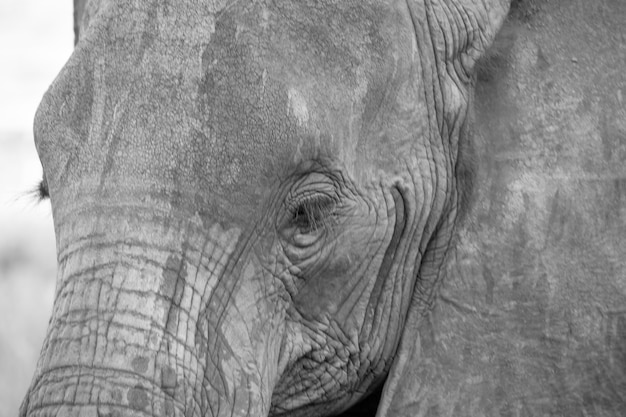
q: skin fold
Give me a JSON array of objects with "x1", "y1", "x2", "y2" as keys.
[{"x1": 20, "y1": 1, "x2": 509, "y2": 416}]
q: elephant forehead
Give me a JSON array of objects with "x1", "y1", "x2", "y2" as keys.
[{"x1": 37, "y1": 0, "x2": 417, "y2": 217}]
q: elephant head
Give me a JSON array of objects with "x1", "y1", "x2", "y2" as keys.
[{"x1": 20, "y1": 1, "x2": 509, "y2": 416}]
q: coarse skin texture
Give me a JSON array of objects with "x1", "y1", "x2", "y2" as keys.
[
  {"x1": 20, "y1": 1, "x2": 510, "y2": 417},
  {"x1": 390, "y1": 0, "x2": 626, "y2": 416}
]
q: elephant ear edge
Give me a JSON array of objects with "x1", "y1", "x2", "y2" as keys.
[
  {"x1": 374, "y1": 1, "x2": 511, "y2": 416},
  {"x1": 424, "y1": 0, "x2": 511, "y2": 73},
  {"x1": 452, "y1": 0, "x2": 511, "y2": 72}
]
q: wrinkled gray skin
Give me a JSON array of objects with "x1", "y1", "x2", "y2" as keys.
[
  {"x1": 20, "y1": 1, "x2": 512, "y2": 416},
  {"x1": 418, "y1": 1, "x2": 626, "y2": 416}
]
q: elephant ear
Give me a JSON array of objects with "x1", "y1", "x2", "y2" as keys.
[
  {"x1": 381, "y1": 0, "x2": 626, "y2": 415},
  {"x1": 375, "y1": 1, "x2": 510, "y2": 416}
]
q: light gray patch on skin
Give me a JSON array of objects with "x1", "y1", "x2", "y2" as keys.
[{"x1": 288, "y1": 87, "x2": 309, "y2": 127}]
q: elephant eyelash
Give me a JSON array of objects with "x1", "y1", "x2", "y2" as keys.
[
  {"x1": 31, "y1": 177, "x2": 49, "y2": 201},
  {"x1": 289, "y1": 194, "x2": 337, "y2": 233}
]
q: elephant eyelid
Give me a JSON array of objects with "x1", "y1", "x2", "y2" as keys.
[{"x1": 289, "y1": 194, "x2": 338, "y2": 233}]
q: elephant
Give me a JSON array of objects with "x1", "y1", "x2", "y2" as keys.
[{"x1": 19, "y1": 0, "x2": 626, "y2": 416}]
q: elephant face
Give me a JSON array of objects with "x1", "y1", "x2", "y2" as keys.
[{"x1": 22, "y1": 1, "x2": 508, "y2": 416}]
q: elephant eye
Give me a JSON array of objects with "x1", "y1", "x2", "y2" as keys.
[
  {"x1": 281, "y1": 193, "x2": 339, "y2": 251},
  {"x1": 291, "y1": 195, "x2": 336, "y2": 234}
]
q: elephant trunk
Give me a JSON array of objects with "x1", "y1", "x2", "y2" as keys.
[{"x1": 19, "y1": 204, "x2": 285, "y2": 417}]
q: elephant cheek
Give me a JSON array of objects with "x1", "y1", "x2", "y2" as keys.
[
  {"x1": 19, "y1": 213, "x2": 283, "y2": 417},
  {"x1": 206, "y1": 261, "x2": 288, "y2": 412}
]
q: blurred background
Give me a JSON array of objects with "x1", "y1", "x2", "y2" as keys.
[{"x1": 0, "y1": 1, "x2": 72, "y2": 415}]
